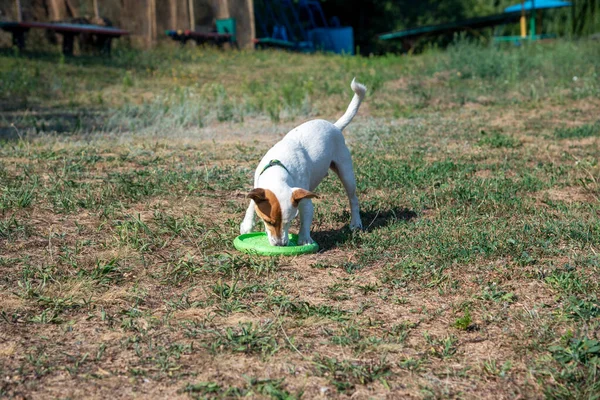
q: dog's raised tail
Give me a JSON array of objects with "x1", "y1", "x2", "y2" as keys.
[{"x1": 334, "y1": 78, "x2": 367, "y2": 131}]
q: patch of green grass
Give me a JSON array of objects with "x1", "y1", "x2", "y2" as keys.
[
  {"x1": 313, "y1": 355, "x2": 391, "y2": 392},
  {"x1": 482, "y1": 359, "x2": 512, "y2": 378},
  {"x1": 554, "y1": 122, "x2": 600, "y2": 139},
  {"x1": 545, "y1": 334, "x2": 600, "y2": 398},
  {"x1": 183, "y1": 377, "x2": 300, "y2": 399},
  {"x1": 209, "y1": 322, "x2": 279, "y2": 356},
  {"x1": 423, "y1": 332, "x2": 459, "y2": 359},
  {"x1": 478, "y1": 130, "x2": 521, "y2": 148},
  {"x1": 563, "y1": 296, "x2": 600, "y2": 321},
  {"x1": 479, "y1": 283, "x2": 517, "y2": 304},
  {"x1": 0, "y1": 215, "x2": 33, "y2": 240},
  {"x1": 453, "y1": 309, "x2": 473, "y2": 330}
]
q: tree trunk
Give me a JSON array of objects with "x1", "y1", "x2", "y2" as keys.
[
  {"x1": 47, "y1": 0, "x2": 67, "y2": 21},
  {"x1": 188, "y1": 0, "x2": 195, "y2": 30},
  {"x1": 148, "y1": 0, "x2": 157, "y2": 45},
  {"x1": 169, "y1": 0, "x2": 177, "y2": 29},
  {"x1": 65, "y1": 0, "x2": 79, "y2": 17},
  {"x1": 15, "y1": 0, "x2": 22, "y2": 22},
  {"x1": 246, "y1": 0, "x2": 255, "y2": 47},
  {"x1": 214, "y1": 0, "x2": 230, "y2": 19}
]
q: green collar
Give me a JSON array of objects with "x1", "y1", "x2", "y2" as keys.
[{"x1": 259, "y1": 159, "x2": 290, "y2": 176}]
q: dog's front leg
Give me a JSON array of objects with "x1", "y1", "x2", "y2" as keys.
[
  {"x1": 297, "y1": 199, "x2": 314, "y2": 245},
  {"x1": 240, "y1": 201, "x2": 256, "y2": 234}
]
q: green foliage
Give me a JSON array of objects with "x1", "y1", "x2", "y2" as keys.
[
  {"x1": 210, "y1": 322, "x2": 279, "y2": 356},
  {"x1": 313, "y1": 355, "x2": 391, "y2": 392},
  {"x1": 545, "y1": 335, "x2": 600, "y2": 398},
  {"x1": 453, "y1": 309, "x2": 472, "y2": 330},
  {"x1": 564, "y1": 296, "x2": 600, "y2": 321},
  {"x1": 555, "y1": 123, "x2": 600, "y2": 139},
  {"x1": 183, "y1": 377, "x2": 300, "y2": 399},
  {"x1": 478, "y1": 130, "x2": 520, "y2": 148},
  {"x1": 550, "y1": 337, "x2": 600, "y2": 365}
]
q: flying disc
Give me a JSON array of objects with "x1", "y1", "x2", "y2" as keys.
[{"x1": 234, "y1": 232, "x2": 319, "y2": 256}]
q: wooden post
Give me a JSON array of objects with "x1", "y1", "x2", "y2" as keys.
[
  {"x1": 247, "y1": 0, "x2": 255, "y2": 48},
  {"x1": 148, "y1": 0, "x2": 157, "y2": 45},
  {"x1": 188, "y1": 0, "x2": 195, "y2": 30},
  {"x1": 215, "y1": 0, "x2": 230, "y2": 19},
  {"x1": 48, "y1": 0, "x2": 67, "y2": 21},
  {"x1": 93, "y1": 0, "x2": 99, "y2": 19},
  {"x1": 15, "y1": 0, "x2": 22, "y2": 22},
  {"x1": 65, "y1": 0, "x2": 79, "y2": 17},
  {"x1": 170, "y1": 0, "x2": 178, "y2": 29}
]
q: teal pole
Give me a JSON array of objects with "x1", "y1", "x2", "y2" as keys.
[{"x1": 530, "y1": 0, "x2": 536, "y2": 39}]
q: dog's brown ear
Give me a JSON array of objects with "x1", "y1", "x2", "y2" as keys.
[
  {"x1": 247, "y1": 188, "x2": 267, "y2": 203},
  {"x1": 291, "y1": 189, "x2": 319, "y2": 207}
]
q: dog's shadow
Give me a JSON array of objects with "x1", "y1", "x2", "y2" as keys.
[{"x1": 312, "y1": 207, "x2": 418, "y2": 252}]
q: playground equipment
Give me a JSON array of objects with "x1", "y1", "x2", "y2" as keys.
[
  {"x1": 1, "y1": 0, "x2": 128, "y2": 55},
  {"x1": 0, "y1": 21, "x2": 128, "y2": 55},
  {"x1": 166, "y1": 18, "x2": 237, "y2": 48},
  {"x1": 497, "y1": 0, "x2": 573, "y2": 42},
  {"x1": 379, "y1": 0, "x2": 572, "y2": 51},
  {"x1": 254, "y1": 0, "x2": 354, "y2": 54}
]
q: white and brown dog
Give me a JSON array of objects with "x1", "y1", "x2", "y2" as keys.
[{"x1": 240, "y1": 78, "x2": 367, "y2": 246}]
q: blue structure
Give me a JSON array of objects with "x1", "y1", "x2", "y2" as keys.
[
  {"x1": 504, "y1": 1, "x2": 572, "y2": 13},
  {"x1": 497, "y1": 0, "x2": 572, "y2": 42},
  {"x1": 254, "y1": 0, "x2": 354, "y2": 54}
]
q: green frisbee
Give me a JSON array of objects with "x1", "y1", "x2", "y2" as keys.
[{"x1": 234, "y1": 232, "x2": 319, "y2": 256}]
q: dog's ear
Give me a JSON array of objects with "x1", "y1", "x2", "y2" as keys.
[
  {"x1": 247, "y1": 188, "x2": 267, "y2": 203},
  {"x1": 291, "y1": 188, "x2": 319, "y2": 207}
]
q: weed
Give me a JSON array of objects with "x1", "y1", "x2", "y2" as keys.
[
  {"x1": 480, "y1": 283, "x2": 517, "y2": 304},
  {"x1": 183, "y1": 377, "x2": 299, "y2": 399},
  {"x1": 313, "y1": 355, "x2": 391, "y2": 392},
  {"x1": 424, "y1": 332, "x2": 459, "y2": 359},
  {"x1": 545, "y1": 334, "x2": 600, "y2": 398},
  {"x1": 453, "y1": 309, "x2": 473, "y2": 330},
  {"x1": 210, "y1": 322, "x2": 279, "y2": 356},
  {"x1": 563, "y1": 296, "x2": 600, "y2": 321},
  {"x1": 482, "y1": 359, "x2": 512, "y2": 378},
  {"x1": 0, "y1": 215, "x2": 32, "y2": 240}
]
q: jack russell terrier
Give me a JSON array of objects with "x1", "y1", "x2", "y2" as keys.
[{"x1": 240, "y1": 78, "x2": 367, "y2": 246}]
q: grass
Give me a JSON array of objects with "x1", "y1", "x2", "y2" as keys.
[{"x1": 0, "y1": 39, "x2": 599, "y2": 398}]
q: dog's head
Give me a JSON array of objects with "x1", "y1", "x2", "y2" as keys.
[{"x1": 247, "y1": 187, "x2": 318, "y2": 246}]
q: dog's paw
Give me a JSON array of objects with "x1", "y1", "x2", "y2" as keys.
[
  {"x1": 240, "y1": 221, "x2": 254, "y2": 235},
  {"x1": 298, "y1": 235, "x2": 314, "y2": 245},
  {"x1": 349, "y1": 219, "x2": 363, "y2": 231}
]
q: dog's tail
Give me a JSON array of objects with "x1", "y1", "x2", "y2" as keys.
[{"x1": 334, "y1": 78, "x2": 367, "y2": 131}]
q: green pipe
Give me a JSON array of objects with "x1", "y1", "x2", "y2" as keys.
[{"x1": 530, "y1": 0, "x2": 536, "y2": 38}]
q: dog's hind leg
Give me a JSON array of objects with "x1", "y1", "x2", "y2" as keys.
[
  {"x1": 240, "y1": 201, "x2": 256, "y2": 234},
  {"x1": 331, "y1": 151, "x2": 363, "y2": 231}
]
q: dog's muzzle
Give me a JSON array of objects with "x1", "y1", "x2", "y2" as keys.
[{"x1": 269, "y1": 232, "x2": 289, "y2": 246}]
